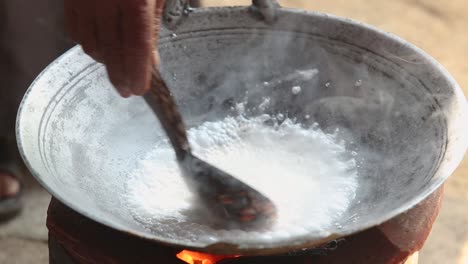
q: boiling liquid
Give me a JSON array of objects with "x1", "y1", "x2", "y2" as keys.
[{"x1": 125, "y1": 115, "x2": 358, "y2": 243}]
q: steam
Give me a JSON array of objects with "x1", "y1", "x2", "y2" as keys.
[
  {"x1": 167, "y1": 16, "x2": 453, "y2": 225},
  {"x1": 131, "y1": 9, "x2": 459, "y2": 243}
]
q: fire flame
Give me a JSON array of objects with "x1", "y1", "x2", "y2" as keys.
[{"x1": 176, "y1": 250, "x2": 240, "y2": 264}]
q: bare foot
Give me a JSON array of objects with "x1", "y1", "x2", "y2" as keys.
[{"x1": 0, "y1": 172, "x2": 21, "y2": 199}]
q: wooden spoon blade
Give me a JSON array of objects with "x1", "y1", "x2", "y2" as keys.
[{"x1": 180, "y1": 152, "x2": 277, "y2": 229}]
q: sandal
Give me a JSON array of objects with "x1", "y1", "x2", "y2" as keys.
[
  {"x1": 0, "y1": 168, "x2": 23, "y2": 222},
  {"x1": 0, "y1": 138, "x2": 23, "y2": 222}
]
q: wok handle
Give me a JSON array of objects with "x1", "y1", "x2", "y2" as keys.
[
  {"x1": 143, "y1": 66, "x2": 190, "y2": 160},
  {"x1": 163, "y1": 0, "x2": 280, "y2": 29},
  {"x1": 251, "y1": 0, "x2": 280, "y2": 23}
]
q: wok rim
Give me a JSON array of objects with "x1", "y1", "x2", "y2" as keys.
[{"x1": 16, "y1": 6, "x2": 468, "y2": 255}]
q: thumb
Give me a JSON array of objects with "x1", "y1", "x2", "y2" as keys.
[{"x1": 153, "y1": 0, "x2": 165, "y2": 68}]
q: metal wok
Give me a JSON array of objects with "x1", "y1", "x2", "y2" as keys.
[{"x1": 16, "y1": 0, "x2": 467, "y2": 255}]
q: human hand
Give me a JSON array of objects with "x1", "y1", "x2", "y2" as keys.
[{"x1": 64, "y1": 0, "x2": 165, "y2": 97}]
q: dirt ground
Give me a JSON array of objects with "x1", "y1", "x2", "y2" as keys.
[{"x1": 0, "y1": 0, "x2": 466, "y2": 263}]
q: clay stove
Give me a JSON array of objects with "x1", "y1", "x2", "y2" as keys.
[{"x1": 46, "y1": 186, "x2": 441, "y2": 264}]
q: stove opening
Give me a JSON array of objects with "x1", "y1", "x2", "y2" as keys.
[{"x1": 176, "y1": 250, "x2": 239, "y2": 264}]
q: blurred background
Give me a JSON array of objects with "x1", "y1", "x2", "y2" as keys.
[{"x1": 0, "y1": 0, "x2": 466, "y2": 263}]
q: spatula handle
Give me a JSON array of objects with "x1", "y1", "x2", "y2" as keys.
[{"x1": 143, "y1": 67, "x2": 190, "y2": 160}]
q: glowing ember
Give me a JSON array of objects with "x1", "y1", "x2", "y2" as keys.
[{"x1": 176, "y1": 250, "x2": 239, "y2": 264}]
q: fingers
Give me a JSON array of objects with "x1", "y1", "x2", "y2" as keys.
[
  {"x1": 120, "y1": 0, "x2": 155, "y2": 95},
  {"x1": 64, "y1": 0, "x2": 162, "y2": 97},
  {"x1": 94, "y1": 0, "x2": 130, "y2": 97},
  {"x1": 154, "y1": 0, "x2": 165, "y2": 45}
]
